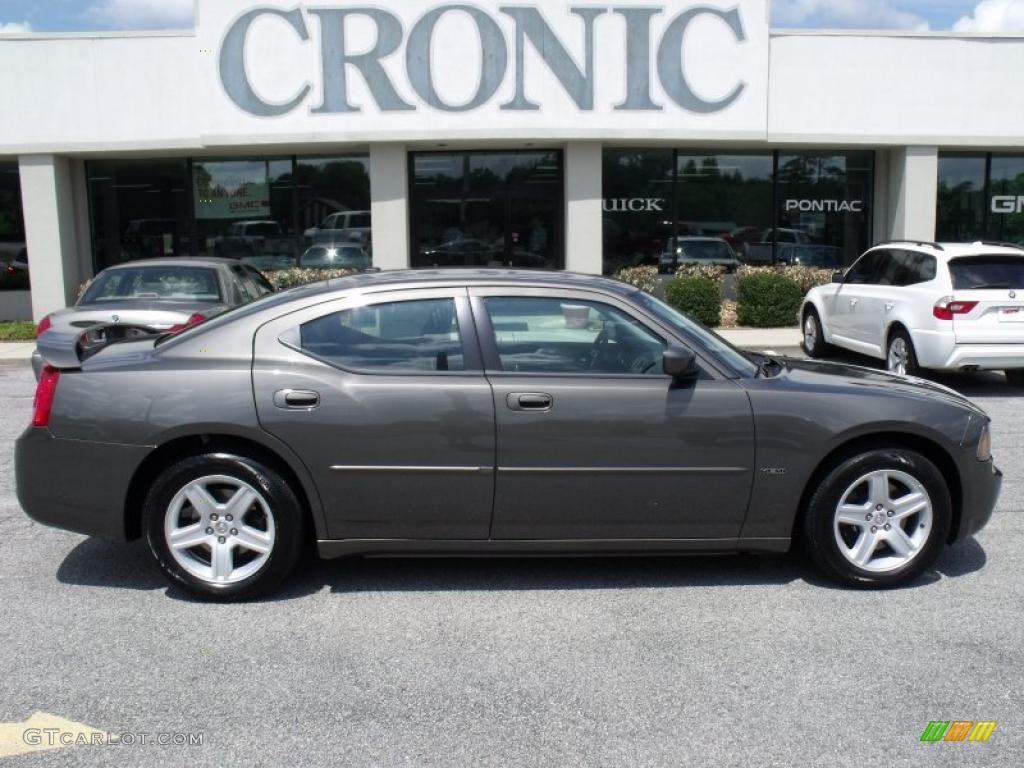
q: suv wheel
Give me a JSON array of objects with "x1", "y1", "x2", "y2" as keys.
[
  {"x1": 145, "y1": 453, "x2": 304, "y2": 601},
  {"x1": 886, "y1": 329, "x2": 921, "y2": 377},
  {"x1": 803, "y1": 448, "x2": 951, "y2": 588},
  {"x1": 1006, "y1": 370, "x2": 1024, "y2": 387},
  {"x1": 802, "y1": 308, "x2": 830, "y2": 358}
]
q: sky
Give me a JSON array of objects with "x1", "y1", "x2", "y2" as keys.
[{"x1": 0, "y1": 0, "x2": 1023, "y2": 34}]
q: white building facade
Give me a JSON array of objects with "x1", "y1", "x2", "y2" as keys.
[{"x1": 0, "y1": 0, "x2": 1022, "y2": 320}]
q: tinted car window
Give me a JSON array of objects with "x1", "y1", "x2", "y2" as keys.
[
  {"x1": 483, "y1": 296, "x2": 665, "y2": 375},
  {"x1": 300, "y1": 298, "x2": 464, "y2": 373},
  {"x1": 949, "y1": 255, "x2": 1024, "y2": 289},
  {"x1": 349, "y1": 213, "x2": 371, "y2": 228},
  {"x1": 244, "y1": 267, "x2": 275, "y2": 297},
  {"x1": 674, "y1": 240, "x2": 736, "y2": 261},
  {"x1": 81, "y1": 267, "x2": 222, "y2": 304},
  {"x1": 844, "y1": 251, "x2": 884, "y2": 285}
]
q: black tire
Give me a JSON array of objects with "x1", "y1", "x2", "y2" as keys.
[
  {"x1": 803, "y1": 448, "x2": 951, "y2": 588},
  {"x1": 1005, "y1": 370, "x2": 1024, "y2": 387},
  {"x1": 801, "y1": 307, "x2": 831, "y2": 358},
  {"x1": 144, "y1": 453, "x2": 305, "y2": 601},
  {"x1": 886, "y1": 328, "x2": 921, "y2": 377}
]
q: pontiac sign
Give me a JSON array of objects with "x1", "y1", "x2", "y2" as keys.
[{"x1": 215, "y1": 1, "x2": 764, "y2": 121}]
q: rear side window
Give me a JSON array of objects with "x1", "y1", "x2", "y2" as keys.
[
  {"x1": 949, "y1": 256, "x2": 1024, "y2": 290},
  {"x1": 299, "y1": 298, "x2": 464, "y2": 373},
  {"x1": 876, "y1": 251, "x2": 937, "y2": 287}
]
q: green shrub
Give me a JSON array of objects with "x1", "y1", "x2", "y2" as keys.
[
  {"x1": 614, "y1": 265, "x2": 659, "y2": 294},
  {"x1": 675, "y1": 264, "x2": 727, "y2": 281},
  {"x1": 266, "y1": 268, "x2": 359, "y2": 291},
  {"x1": 665, "y1": 276, "x2": 721, "y2": 327},
  {"x1": 736, "y1": 272, "x2": 803, "y2": 328},
  {"x1": 0, "y1": 321, "x2": 36, "y2": 341},
  {"x1": 736, "y1": 265, "x2": 833, "y2": 295}
]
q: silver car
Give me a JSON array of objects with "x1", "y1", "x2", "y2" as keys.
[{"x1": 32, "y1": 258, "x2": 275, "y2": 378}]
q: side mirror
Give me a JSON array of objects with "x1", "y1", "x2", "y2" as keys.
[
  {"x1": 664, "y1": 346, "x2": 700, "y2": 380},
  {"x1": 831, "y1": 270, "x2": 845, "y2": 284}
]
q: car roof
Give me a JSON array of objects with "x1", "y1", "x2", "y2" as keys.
[
  {"x1": 673, "y1": 236, "x2": 728, "y2": 243},
  {"x1": 102, "y1": 257, "x2": 240, "y2": 270},
  {"x1": 316, "y1": 269, "x2": 639, "y2": 298},
  {"x1": 867, "y1": 241, "x2": 1024, "y2": 261}
]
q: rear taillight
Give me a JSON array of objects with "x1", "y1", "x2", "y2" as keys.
[
  {"x1": 167, "y1": 313, "x2": 207, "y2": 334},
  {"x1": 36, "y1": 315, "x2": 52, "y2": 337},
  {"x1": 32, "y1": 365, "x2": 61, "y2": 427},
  {"x1": 933, "y1": 297, "x2": 979, "y2": 321}
]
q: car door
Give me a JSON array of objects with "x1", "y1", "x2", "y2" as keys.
[
  {"x1": 468, "y1": 287, "x2": 755, "y2": 542},
  {"x1": 830, "y1": 250, "x2": 883, "y2": 343},
  {"x1": 252, "y1": 288, "x2": 495, "y2": 540}
]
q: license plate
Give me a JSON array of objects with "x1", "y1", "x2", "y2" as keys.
[{"x1": 999, "y1": 307, "x2": 1024, "y2": 323}]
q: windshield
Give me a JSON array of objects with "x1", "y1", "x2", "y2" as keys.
[
  {"x1": 949, "y1": 255, "x2": 1024, "y2": 289},
  {"x1": 81, "y1": 266, "x2": 222, "y2": 304},
  {"x1": 633, "y1": 292, "x2": 758, "y2": 377},
  {"x1": 674, "y1": 241, "x2": 734, "y2": 260}
]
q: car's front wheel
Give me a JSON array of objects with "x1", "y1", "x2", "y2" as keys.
[
  {"x1": 803, "y1": 448, "x2": 951, "y2": 588},
  {"x1": 144, "y1": 453, "x2": 304, "y2": 600},
  {"x1": 802, "y1": 308, "x2": 830, "y2": 358},
  {"x1": 1005, "y1": 370, "x2": 1024, "y2": 387}
]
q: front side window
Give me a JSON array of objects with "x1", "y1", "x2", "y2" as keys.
[
  {"x1": 80, "y1": 267, "x2": 222, "y2": 304},
  {"x1": 483, "y1": 296, "x2": 665, "y2": 375},
  {"x1": 844, "y1": 251, "x2": 884, "y2": 285},
  {"x1": 299, "y1": 298, "x2": 464, "y2": 373}
]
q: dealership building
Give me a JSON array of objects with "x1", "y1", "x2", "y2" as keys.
[{"x1": 0, "y1": 0, "x2": 1023, "y2": 321}]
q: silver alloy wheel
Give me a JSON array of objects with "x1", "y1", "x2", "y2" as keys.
[
  {"x1": 164, "y1": 475, "x2": 276, "y2": 585},
  {"x1": 888, "y1": 337, "x2": 910, "y2": 375},
  {"x1": 803, "y1": 313, "x2": 818, "y2": 351},
  {"x1": 833, "y1": 469, "x2": 933, "y2": 573}
]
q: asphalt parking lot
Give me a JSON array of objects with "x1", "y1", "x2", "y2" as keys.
[{"x1": 0, "y1": 355, "x2": 1021, "y2": 767}]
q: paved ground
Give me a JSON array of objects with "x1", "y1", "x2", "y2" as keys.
[{"x1": 0, "y1": 356, "x2": 1021, "y2": 767}]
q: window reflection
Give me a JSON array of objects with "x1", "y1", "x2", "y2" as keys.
[{"x1": 0, "y1": 162, "x2": 29, "y2": 289}]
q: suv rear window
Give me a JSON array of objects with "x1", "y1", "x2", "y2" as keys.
[{"x1": 949, "y1": 255, "x2": 1024, "y2": 290}]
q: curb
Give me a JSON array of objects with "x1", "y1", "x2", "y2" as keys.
[{"x1": 0, "y1": 342, "x2": 35, "y2": 361}]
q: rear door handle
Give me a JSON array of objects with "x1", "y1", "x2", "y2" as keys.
[
  {"x1": 274, "y1": 389, "x2": 320, "y2": 409},
  {"x1": 506, "y1": 393, "x2": 553, "y2": 411}
]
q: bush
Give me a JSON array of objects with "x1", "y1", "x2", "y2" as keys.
[
  {"x1": 266, "y1": 268, "x2": 359, "y2": 291},
  {"x1": 665, "y1": 276, "x2": 721, "y2": 327},
  {"x1": 736, "y1": 272, "x2": 803, "y2": 328},
  {"x1": 675, "y1": 264, "x2": 728, "y2": 281},
  {"x1": 0, "y1": 321, "x2": 36, "y2": 341},
  {"x1": 737, "y1": 265, "x2": 833, "y2": 295},
  {"x1": 614, "y1": 265, "x2": 659, "y2": 294}
]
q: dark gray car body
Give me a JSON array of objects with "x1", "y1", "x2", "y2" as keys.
[{"x1": 16, "y1": 270, "x2": 1000, "y2": 557}]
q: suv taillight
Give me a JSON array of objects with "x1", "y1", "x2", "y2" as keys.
[
  {"x1": 33, "y1": 365, "x2": 61, "y2": 427},
  {"x1": 933, "y1": 297, "x2": 978, "y2": 321},
  {"x1": 36, "y1": 315, "x2": 52, "y2": 337},
  {"x1": 167, "y1": 313, "x2": 207, "y2": 334}
]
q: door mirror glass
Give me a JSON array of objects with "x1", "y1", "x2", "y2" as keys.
[
  {"x1": 663, "y1": 346, "x2": 699, "y2": 379},
  {"x1": 831, "y1": 270, "x2": 846, "y2": 283}
]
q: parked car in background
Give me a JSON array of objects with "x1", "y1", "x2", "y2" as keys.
[
  {"x1": 19, "y1": 270, "x2": 1001, "y2": 599},
  {"x1": 31, "y1": 258, "x2": 275, "y2": 378},
  {"x1": 304, "y1": 210, "x2": 371, "y2": 247},
  {"x1": 765, "y1": 227, "x2": 811, "y2": 245},
  {"x1": 213, "y1": 221, "x2": 295, "y2": 267},
  {"x1": 299, "y1": 244, "x2": 371, "y2": 270},
  {"x1": 660, "y1": 237, "x2": 742, "y2": 273},
  {"x1": 801, "y1": 240, "x2": 1024, "y2": 385},
  {"x1": 123, "y1": 219, "x2": 188, "y2": 261},
  {"x1": 777, "y1": 244, "x2": 845, "y2": 269}
]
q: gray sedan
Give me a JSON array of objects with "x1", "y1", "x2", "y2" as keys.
[
  {"x1": 16, "y1": 271, "x2": 1001, "y2": 600},
  {"x1": 31, "y1": 257, "x2": 275, "y2": 378}
]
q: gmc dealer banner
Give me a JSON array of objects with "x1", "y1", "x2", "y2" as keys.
[{"x1": 199, "y1": 0, "x2": 770, "y2": 142}]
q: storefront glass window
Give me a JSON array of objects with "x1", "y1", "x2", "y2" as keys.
[
  {"x1": 936, "y1": 153, "x2": 987, "y2": 243},
  {"x1": 987, "y1": 154, "x2": 1024, "y2": 245},
  {"x1": 776, "y1": 151, "x2": 873, "y2": 268},
  {"x1": 295, "y1": 156, "x2": 372, "y2": 260},
  {"x1": 0, "y1": 162, "x2": 29, "y2": 290},
  {"x1": 602, "y1": 149, "x2": 674, "y2": 274},
  {"x1": 88, "y1": 159, "x2": 192, "y2": 271},
  {"x1": 410, "y1": 151, "x2": 563, "y2": 270}
]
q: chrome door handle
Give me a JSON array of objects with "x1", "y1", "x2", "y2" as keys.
[
  {"x1": 849, "y1": 299, "x2": 859, "y2": 307},
  {"x1": 507, "y1": 393, "x2": 553, "y2": 411},
  {"x1": 274, "y1": 389, "x2": 320, "y2": 409},
  {"x1": 885, "y1": 303, "x2": 895, "y2": 311}
]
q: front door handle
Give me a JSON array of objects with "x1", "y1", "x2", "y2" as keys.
[
  {"x1": 849, "y1": 298, "x2": 859, "y2": 307},
  {"x1": 274, "y1": 389, "x2": 320, "y2": 409},
  {"x1": 506, "y1": 392, "x2": 553, "y2": 411},
  {"x1": 885, "y1": 303, "x2": 895, "y2": 312}
]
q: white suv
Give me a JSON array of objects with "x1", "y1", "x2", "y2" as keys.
[{"x1": 801, "y1": 240, "x2": 1024, "y2": 386}]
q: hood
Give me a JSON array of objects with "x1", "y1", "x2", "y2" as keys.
[
  {"x1": 773, "y1": 357, "x2": 987, "y2": 417},
  {"x1": 49, "y1": 302, "x2": 230, "y2": 331}
]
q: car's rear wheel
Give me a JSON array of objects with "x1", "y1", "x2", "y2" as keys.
[
  {"x1": 803, "y1": 448, "x2": 951, "y2": 588},
  {"x1": 802, "y1": 308, "x2": 830, "y2": 358},
  {"x1": 144, "y1": 453, "x2": 304, "y2": 600},
  {"x1": 886, "y1": 329, "x2": 921, "y2": 377},
  {"x1": 1005, "y1": 370, "x2": 1024, "y2": 387}
]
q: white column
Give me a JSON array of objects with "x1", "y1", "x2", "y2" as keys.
[
  {"x1": 369, "y1": 144, "x2": 410, "y2": 271},
  {"x1": 19, "y1": 155, "x2": 82, "y2": 321},
  {"x1": 564, "y1": 141, "x2": 603, "y2": 275},
  {"x1": 885, "y1": 146, "x2": 939, "y2": 242}
]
